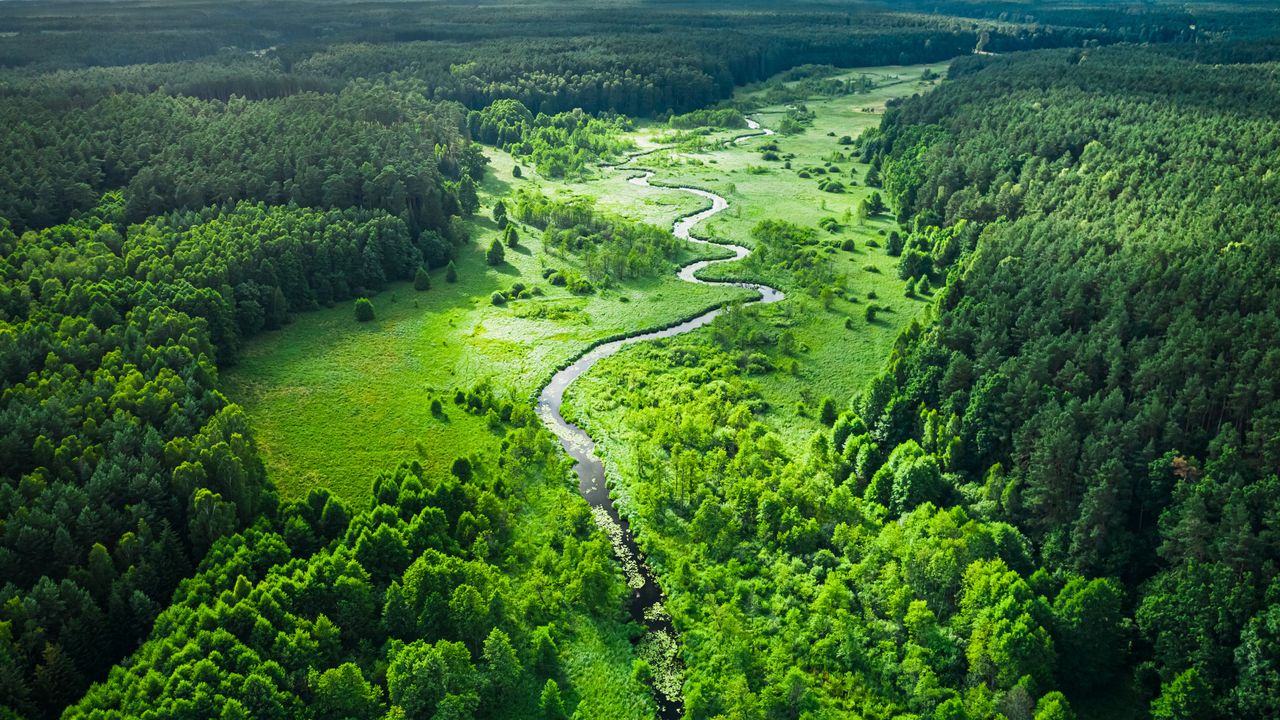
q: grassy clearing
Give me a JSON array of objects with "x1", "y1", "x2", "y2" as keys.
[
  {"x1": 590, "y1": 62, "x2": 948, "y2": 445},
  {"x1": 223, "y1": 146, "x2": 748, "y2": 503}
]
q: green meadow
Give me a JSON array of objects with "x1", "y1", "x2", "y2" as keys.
[
  {"x1": 223, "y1": 63, "x2": 943, "y2": 502},
  {"x1": 223, "y1": 148, "x2": 748, "y2": 503},
  {"x1": 566, "y1": 63, "x2": 947, "y2": 446}
]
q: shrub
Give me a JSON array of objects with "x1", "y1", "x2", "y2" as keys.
[
  {"x1": 841, "y1": 238, "x2": 856, "y2": 251},
  {"x1": 512, "y1": 165, "x2": 523, "y2": 178},
  {"x1": 446, "y1": 260, "x2": 459, "y2": 282},
  {"x1": 491, "y1": 291, "x2": 507, "y2": 305},
  {"x1": 354, "y1": 298, "x2": 375, "y2": 322},
  {"x1": 430, "y1": 398, "x2": 443, "y2": 415},
  {"x1": 414, "y1": 266, "x2": 431, "y2": 291}
]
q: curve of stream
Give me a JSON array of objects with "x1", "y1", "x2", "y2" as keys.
[{"x1": 535, "y1": 119, "x2": 783, "y2": 719}]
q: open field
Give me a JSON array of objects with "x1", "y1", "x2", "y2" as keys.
[
  {"x1": 223, "y1": 147, "x2": 750, "y2": 503},
  {"x1": 567, "y1": 63, "x2": 946, "y2": 446},
  {"x1": 223, "y1": 63, "x2": 943, "y2": 502}
]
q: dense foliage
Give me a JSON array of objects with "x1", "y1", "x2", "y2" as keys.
[
  {"x1": 0, "y1": 82, "x2": 483, "y2": 235},
  {"x1": 469, "y1": 101, "x2": 634, "y2": 179},
  {"x1": 511, "y1": 189, "x2": 682, "y2": 284},
  {"x1": 0, "y1": 197, "x2": 466, "y2": 717},
  {"x1": 855, "y1": 46, "x2": 1280, "y2": 716},
  {"x1": 65, "y1": 422, "x2": 637, "y2": 719},
  {"x1": 566, "y1": 308, "x2": 1119, "y2": 718}
]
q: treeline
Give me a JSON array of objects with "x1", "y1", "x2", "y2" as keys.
[
  {"x1": 294, "y1": 20, "x2": 1100, "y2": 118},
  {"x1": 0, "y1": 199, "x2": 463, "y2": 718},
  {"x1": 854, "y1": 46, "x2": 1280, "y2": 715},
  {"x1": 468, "y1": 100, "x2": 634, "y2": 179},
  {"x1": 64, "y1": 420, "x2": 637, "y2": 719},
  {"x1": 511, "y1": 189, "x2": 682, "y2": 284},
  {"x1": 0, "y1": 1, "x2": 1167, "y2": 120},
  {"x1": 667, "y1": 108, "x2": 745, "y2": 130},
  {"x1": 0, "y1": 81, "x2": 482, "y2": 235}
]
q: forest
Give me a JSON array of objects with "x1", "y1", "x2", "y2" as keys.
[{"x1": 2, "y1": 1, "x2": 1279, "y2": 719}]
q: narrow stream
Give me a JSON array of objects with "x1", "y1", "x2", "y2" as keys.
[{"x1": 535, "y1": 119, "x2": 783, "y2": 719}]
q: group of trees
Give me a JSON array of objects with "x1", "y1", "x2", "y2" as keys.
[
  {"x1": 64, "y1": 423, "x2": 636, "y2": 719},
  {"x1": 0, "y1": 193, "x2": 474, "y2": 716},
  {"x1": 511, "y1": 189, "x2": 682, "y2": 284},
  {"x1": 565, "y1": 310, "x2": 1111, "y2": 719},
  {"x1": 0, "y1": 0, "x2": 1188, "y2": 116},
  {"x1": 0, "y1": 82, "x2": 484, "y2": 236},
  {"x1": 468, "y1": 100, "x2": 634, "y2": 179},
  {"x1": 854, "y1": 46, "x2": 1280, "y2": 715}
]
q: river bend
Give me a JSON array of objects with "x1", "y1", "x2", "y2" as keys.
[{"x1": 535, "y1": 118, "x2": 783, "y2": 719}]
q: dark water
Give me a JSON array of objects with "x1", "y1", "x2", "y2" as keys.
[{"x1": 535, "y1": 119, "x2": 783, "y2": 719}]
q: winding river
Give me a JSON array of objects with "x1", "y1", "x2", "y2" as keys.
[{"x1": 535, "y1": 119, "x2": 783, "y2": 719}]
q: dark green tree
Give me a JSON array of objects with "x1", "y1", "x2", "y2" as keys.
[
  {"x1": 354, "y1": 297, "x2": 375, "y2": 322},
  {"x1": 487, "y1": 239, "x2": 505, "y2": 265}
]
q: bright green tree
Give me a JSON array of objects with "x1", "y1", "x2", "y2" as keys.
[
  {"x1": 314, "y1": 663, "x2": 382, "y2": 720},
  {"x1": 539, "y1": 679, "x2": 568, "y2": 720}
]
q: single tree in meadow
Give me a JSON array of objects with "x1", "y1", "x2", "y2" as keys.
[
  {"x1": 487, "y1": 238, "x2": 505, "y2": 265},
  {"x1": 492, "y1": 199, "x2": 508, "y2": 228},
  {"x1": 413, "y1": 266, "x2": 431, "y2": 291},
  {"x1": 446, "y1": 260, "x2": 458, "y2": 283},
  {"x1": 354, "y1": 298, "x2": 375, "y2": 322},
  {"x1": 504, "y1": 225, "x2": 519, "y2": 249}
]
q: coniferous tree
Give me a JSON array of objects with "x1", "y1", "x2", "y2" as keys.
[{"x1": 487, "y1": 238, "x2": 505, "y2": 265}]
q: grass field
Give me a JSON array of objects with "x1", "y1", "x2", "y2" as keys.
[
  {"x1": 567, "y1": 63, "x2": 947, "y2": 446},
  {"x1": 222, "y1": 147, "x2": 749, "y2": 503}
]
